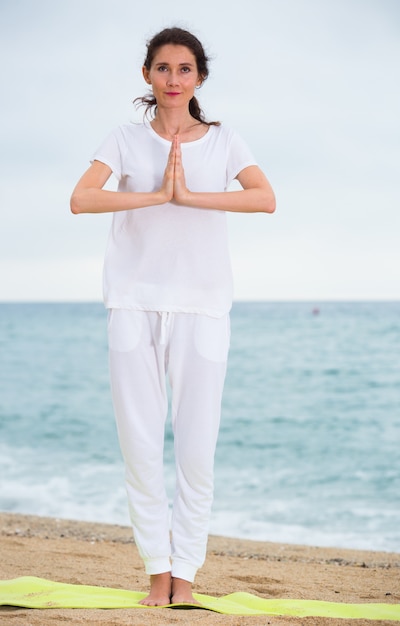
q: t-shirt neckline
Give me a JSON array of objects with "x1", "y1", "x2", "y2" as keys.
[{"x1": 145, "y1": 119, "x2": 213, "y2": 147}]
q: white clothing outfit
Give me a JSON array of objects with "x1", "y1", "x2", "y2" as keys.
[{"x1": 92, "y1": 121, "x2": 257, "y2": 580}]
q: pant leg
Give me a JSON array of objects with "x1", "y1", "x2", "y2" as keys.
[
  {"x1": 168, "y1": 313, "x2": 230, "y2": 582},
  {"x1": 108, "y1": 309, "x2": 171, "y2": 575}
]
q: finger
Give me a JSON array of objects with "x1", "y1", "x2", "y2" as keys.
[
  {"x1": 173, "y1": 135, "x2": 182, "y2": 171},
  {"x1": 164, "y1": 142, "x2": 175, "y2": 179},
  {"x1": 168, "y1": 138, "x2": 176, "y2": 163}
]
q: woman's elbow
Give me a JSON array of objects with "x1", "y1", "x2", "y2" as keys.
[
  {"x1": 70, "y1": 192, "x2": 83, "y2": 215},
  {"x1": 262, "y1": 189, "x2": 276, "y2": 214}
]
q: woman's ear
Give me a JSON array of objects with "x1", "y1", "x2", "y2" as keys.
[
  {"x1": 196, "y1": 73, "x2": 205, "y2": 88},
  {"x1": 142, "y1": 66, "x2": 151, "y2": 85}
]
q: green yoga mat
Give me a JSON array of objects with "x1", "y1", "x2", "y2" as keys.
[{"x1": 0, "y1": 577, "x2": 399, "y2": 620}]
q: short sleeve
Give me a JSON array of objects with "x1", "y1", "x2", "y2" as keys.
[
  {"x1": 226, "y1": 129, "x2": 258, "y2": 186},
  {"x1": 90, "y1": 127, "x2": 126, "y2": 181}
]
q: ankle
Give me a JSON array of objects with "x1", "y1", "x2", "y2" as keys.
[
  {"x1": 171, "y1": 577, "x2": 196, "y2": 603},
  {"x1": 150, "y1": 572, "x2": 171, "y2": 588}
]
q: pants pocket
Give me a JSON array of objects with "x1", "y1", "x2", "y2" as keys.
[
  {"x1": 108, "y1": 309, "x2": 143, "y2": 353},
  {"x1": 194, "y1": 314, "x2": 230, "y2": 363}
]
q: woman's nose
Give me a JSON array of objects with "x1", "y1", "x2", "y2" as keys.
[{"x1": 167, "y1": 72, "x2": 179, "y2": 85}]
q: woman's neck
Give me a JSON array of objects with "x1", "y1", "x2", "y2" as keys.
[{"x1": 151, "y1": 110, "x2": 207, "y2": 142}]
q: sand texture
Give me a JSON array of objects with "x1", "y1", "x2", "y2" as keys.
[{"x1": 0, "y1": 512, "x2": 399, "y2": 625}]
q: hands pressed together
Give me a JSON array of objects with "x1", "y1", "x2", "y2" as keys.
[
  {"x1": 71, "y1": 132, "x2": 276, "y2": 215},
  {"x1": 160, "y1": 135, "x2": 190, "y2": 205}
]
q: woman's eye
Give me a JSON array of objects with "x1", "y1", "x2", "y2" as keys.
[
  {"x1": 181, "y1": 67, "x2": 191, "y2": 73},
  {"x1": 158, "y1": 65, "x2": 168, "y2": 72}
]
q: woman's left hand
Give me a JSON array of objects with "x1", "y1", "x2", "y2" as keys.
[
  {"x1": 172, "y1": 135, "x2": 190, "y2": 205},
  {"x1": 170, "y1": 134, "x2": 276, "y2": 214}
]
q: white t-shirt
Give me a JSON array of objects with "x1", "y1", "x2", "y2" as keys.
[{"x1": 92, "y1": 121, "x2": 257, "y2": 317}]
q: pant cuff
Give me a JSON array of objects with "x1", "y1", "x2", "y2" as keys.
[
  {"x1": 171, "y1": 559, "x2": 198, "y2": 583},
  {"x1": 144, "y1": 557, "x2": 171, "y2": 575}
]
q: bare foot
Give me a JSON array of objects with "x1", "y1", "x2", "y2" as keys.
[
  {"x1": 171, "y1": 577, "x2": 200, "y2": 605},
  {"x1": 139, "y1": 572, "x2": 172, "y2": 606}
]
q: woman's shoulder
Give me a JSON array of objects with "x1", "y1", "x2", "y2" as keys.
[
  {"x1": 116, "y1": 121, "x2": 147, "y2": 136},
  {"x1": 208, "y1": 123, "x2": 244, "y2": 146},
  {"x1": 101, "y1": 122, "x2": 148, "y2": 149},
  {"x1": 100, "y1": 121, "x2": 144, "y2": 140},
  {"x1": 211, "y1": 122, "x2": 244, "y2": 139}
]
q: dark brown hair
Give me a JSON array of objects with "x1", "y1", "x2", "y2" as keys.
[{"x1": 134, "y1": 27, "x2": 220, "y2": 126}]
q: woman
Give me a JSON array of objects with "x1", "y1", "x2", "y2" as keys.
[{"x1": 71, "y1": 26, "x2": 275, "y2": 606}]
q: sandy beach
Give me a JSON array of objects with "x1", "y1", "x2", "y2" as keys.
[{"x1": 0, "y1": 512, "x2": 398, "y2": 625}]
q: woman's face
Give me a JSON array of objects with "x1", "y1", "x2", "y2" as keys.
[{"x1": 143, "y1": 44, "x2": 202, "y2": 111}]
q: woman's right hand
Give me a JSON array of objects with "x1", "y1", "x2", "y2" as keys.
[
  {"x1": 71, "y1": 140, "x2": 176, "y2": 215},
  {"x1": 158, "y1": 139, "x2": 175, "y2": 203}
]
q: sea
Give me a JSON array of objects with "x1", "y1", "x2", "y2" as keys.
[{"x1": 1, "y1": 301, "x2": 399, "y2": 554}]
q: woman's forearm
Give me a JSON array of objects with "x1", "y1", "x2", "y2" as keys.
[
  {"x1": 70, "y1": 188, "x2": 167, "y2": 215},
  {"x1": 181, "y1": 187, "x2": 276, "y2": 214},
  {"x1": 173, "y1": 148, "x2": 276, "y2": 214}
]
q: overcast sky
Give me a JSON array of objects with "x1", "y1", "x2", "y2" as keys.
[{"x1": 1, "y1": 0, "x2": 399, "y2": 302}]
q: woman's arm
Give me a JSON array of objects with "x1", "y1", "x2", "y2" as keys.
[
  {"x1": 71, "y1": 138, "x2": 275, "y2": 215},
  {"x1": 173, "y1": 136, "x2": 276, "y2": 214},
  {"x1": 70, "y1": 157, "x2": 174, "y2": 215}
]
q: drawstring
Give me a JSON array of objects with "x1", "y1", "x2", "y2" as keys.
[{"x1": 159, "y1": 312, "x2": 172, "y2": 345}]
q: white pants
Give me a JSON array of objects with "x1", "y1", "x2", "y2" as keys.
[{"x1": 108, "y1": 309, "x2": 230, "y2": 582}]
